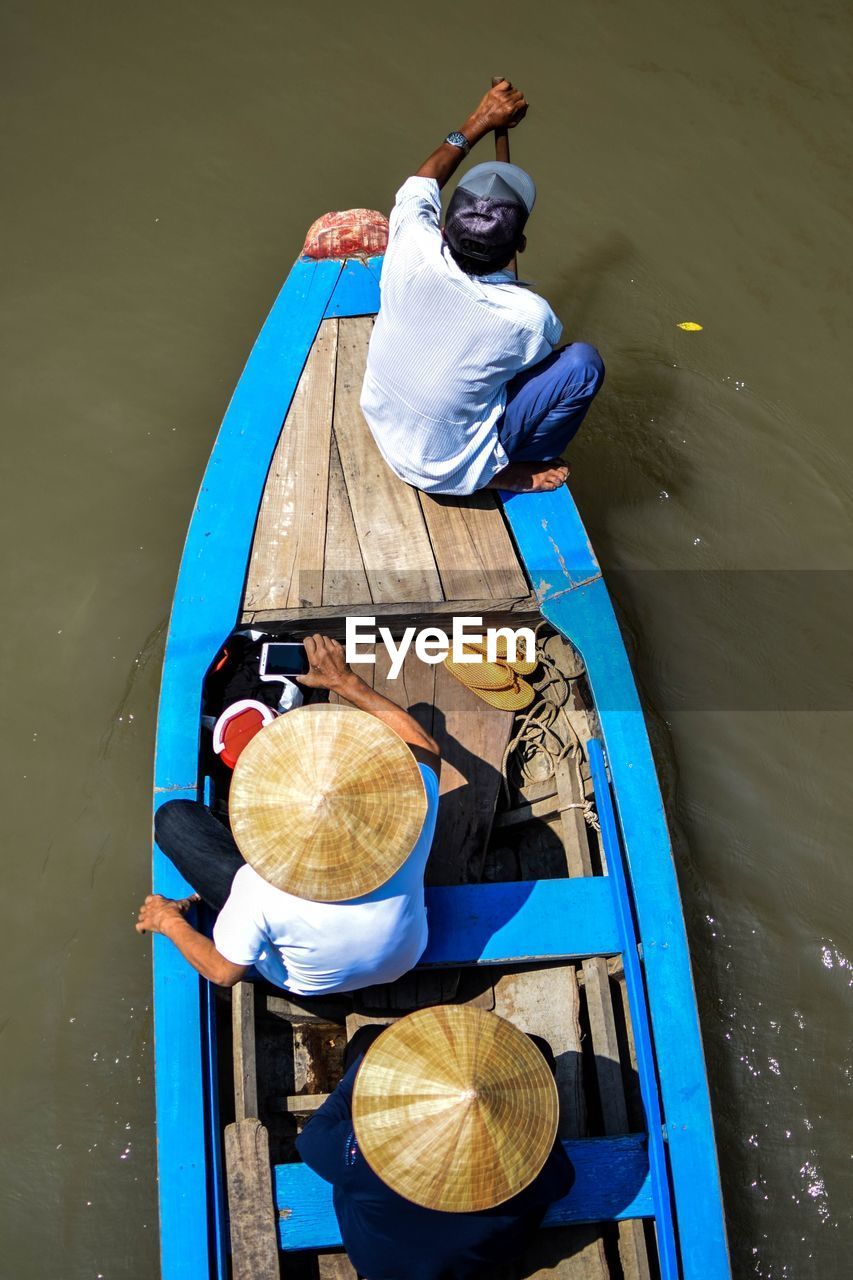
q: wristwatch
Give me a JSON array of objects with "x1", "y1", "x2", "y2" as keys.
[{"x1": 444, "y1": 130, "x2": 470, "y2": 155}]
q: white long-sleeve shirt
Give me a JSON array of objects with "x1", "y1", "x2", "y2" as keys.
[{"x1": 360, "y1": 177, "x2": 562, "y2": 496}]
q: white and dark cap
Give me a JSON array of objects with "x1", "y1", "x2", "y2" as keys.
[
  {"x1": 445, "y1": 161, "x2": 536, "y2": 268},
  {"x1": 455, "y1": 161, "x2": 536, "y2": 214}
]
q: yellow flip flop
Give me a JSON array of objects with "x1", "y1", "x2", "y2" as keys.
[
  {"x1": 443, "y1": 657, "x2": 535, "y2": 710},
  {"x1": 460, "y1": 637, "x2": 538, "y2": 678},
  {"x1": 444, "y1": 656, "x2": 517, "y2": 691},
  {"x1": 465, "y1": 676, "x2": 535, "y2": 711}
]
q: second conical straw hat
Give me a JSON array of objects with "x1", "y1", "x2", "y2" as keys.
[
  {"x1": 352, "y1": 1005, "x2": 559, "y2": 1212},
  {"x1": 228, "y1": 704, "x2": 427, "y2": 902}
]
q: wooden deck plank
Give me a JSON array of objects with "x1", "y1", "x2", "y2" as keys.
[
  {"x1": 277, "y1": 1092, "x2": 329, "y2": 1116},
  {"x1": 332, "y1": 316, "x2": 443, "y2": 604},
  {"x1": 372, "y1": 646, "x2": 436, "y2": 742},
  {"x1": 244, "y1": 318, "x2": 338, "y2": 612},
  {"x1": 418, "y1": 490, "x2": 528, "y2": 601},
  {"x1": 428, "y1": 661, "x2": 514, "y2": 886},
  {"x1": 584, "y1": 962, "x2": 630, "y2": 1134},
  {"x1": 317, "y1": 1254, "x2": 358, "y2": 1280},
  {"x1": 356, "y1": 646, "x2": 509, "y2": 1011},
  {"x1": 358, "y1": 649, "x2": 448, "y2": 1011},
  {"x1": 227, "y1": 984, "x2": 278, "y2": 1279},
  {"x1": 225, "y1": 1119, "x2": 280, "y2": 1280},
  {"x1": 322, "y1": 433, "x2": 371, "y2": 606},
  {"x1": 493, "y1": 791, "x2": 560, "y2": 828},
  {"x1": 524, "y1": 1227, "x2": 614, "y2": 1280},
  {"x1": 492, "y1": 964, "x2": 585, "y2": 1141},
  {"x1": 266, "y1": 992, "x2": 351, "y2": 1025},
  {"x1": 244, "y1": 594, "x2": 536, "y2": 627},
  {"x1": 350, "y1": 649, "x2": 511, "y2": 888},
  {"x1": 345, "y1": 1011, "x2": 392, "y2": 1038},
  {"x1": 232, "y1": 981, "x2": 258, "y2": 1122}
]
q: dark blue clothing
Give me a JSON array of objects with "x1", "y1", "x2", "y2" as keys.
[
  {"x1": 497, "y1": 342, "x2": 605, "y2": 461},
  {"x1": 155, "y1": 799, "x2": 245, "y2": 912},
  {"x1": 296, "y1": 1055, "x2": 575, "y2": 1280}
]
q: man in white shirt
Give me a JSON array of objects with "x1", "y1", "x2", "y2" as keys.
[
  {"x1": 361, "y1": 80, "x2": 604, "y2": 497},
  {"x1": 136, "y1": 635, "x2": 441, "y2": 995}
]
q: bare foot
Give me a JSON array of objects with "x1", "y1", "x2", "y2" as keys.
[{"x1": 485, "y1": 460, "x2": 571, "y2": 493}]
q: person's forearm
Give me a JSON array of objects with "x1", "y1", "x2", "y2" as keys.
[
  {"x1": 414, "y1": 110, "x2": 491, "y2": 189},
  {"x1": 413, "y1": 82, "x2": 527, "y2": 189},
  {"x1": 335, "y1": 672, "x2": 440, "y2": 756},
  {"x1": 162, "y1": 916, "x2": 241, "y2": 986}
]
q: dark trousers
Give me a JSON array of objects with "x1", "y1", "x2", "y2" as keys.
[
  {"x1": 498, "y1": 342, "x2": 605, "y2": 461},
  {"x1": 154, "y1": 799, "x2": 245, "y2": 912}
]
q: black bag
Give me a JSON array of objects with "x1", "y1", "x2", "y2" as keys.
[
  {"x1": 202, "y1": 632, "x2": 327, "y2": 720},
  {"x1": 201, "y1": 632, "x2": 326, "y2": 809}
]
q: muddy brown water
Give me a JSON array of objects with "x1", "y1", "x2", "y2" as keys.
[{"x1": 1, "y1": 1, "x2": 850, "y2": 1276}]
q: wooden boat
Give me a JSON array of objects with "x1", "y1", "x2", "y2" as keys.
[{"x1": 152, "y1": 218, "x2": 730, "y2": 1280}]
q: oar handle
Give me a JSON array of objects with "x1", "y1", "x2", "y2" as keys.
[
  {"x1": 491, "y1": 75, "x2": 516, "y2": 277},
  {"x1": 492, "y1": 74, "x2": 511, "y2": 163}
]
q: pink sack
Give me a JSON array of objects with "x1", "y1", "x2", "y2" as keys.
[{"x1": 302, "y1": 209, "x2": 389, "y2": 260}]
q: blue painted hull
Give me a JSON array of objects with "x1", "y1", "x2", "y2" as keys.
[{"x1": 152, "y1": 252, "x2": 729, "y2": 1279}]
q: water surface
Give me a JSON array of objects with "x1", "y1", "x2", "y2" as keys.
[{"x1": 1, "y1": 1, "x2": 850, "y2": 1275}]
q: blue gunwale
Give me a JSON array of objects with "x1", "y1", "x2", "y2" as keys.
[
  {"x1": 500, "y1": 495, "x2": 731, "y2": 1277},
  {"x1": 153, "y1": 257, "x2": 347, "y2": 1279},
  {"x1": 152, "y1": 252, "x2": 729, "y2": 1279}
]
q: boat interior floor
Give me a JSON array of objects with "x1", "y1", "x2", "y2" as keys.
[
  {"x1": 240, "y1": 314, "x2": 536, "y2": 633},
  {"x1": 217, "y1": 627, "x2": 659, "y2": 1279},
  {"x1": 216, "y1": 311, "x2": 658, "y2": 1277}
]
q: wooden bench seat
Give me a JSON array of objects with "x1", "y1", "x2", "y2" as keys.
[
  {"x1": 421, "y1": 877, "x2": 621, "y2": 966},
  {"x1": 274, "y1": 1134, "x2": 653, "y2": 1252}
]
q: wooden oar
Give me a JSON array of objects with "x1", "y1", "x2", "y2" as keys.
[
  {"x1": 225, "y1": 982, "x2": 279, "y2": 1279},
  {"x1": 491, "y1": 74, "x2": 517, "y2": 278},
  {"x1": 492, "y1": 73, "x2": 512, "y2": 163}
]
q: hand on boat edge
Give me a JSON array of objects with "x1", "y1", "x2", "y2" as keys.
[{"x1": 135, "y1": 892, "x2": 200, "y2": 936}]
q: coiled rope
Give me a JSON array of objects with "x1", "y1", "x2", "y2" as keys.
[{"x1": 501, "y1": 622, "x2": 601, "y2": 833}]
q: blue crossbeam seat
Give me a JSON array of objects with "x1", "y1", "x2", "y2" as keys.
[
  {"x1": 275, "y1": 1134, "x2": 652, "y2": 1251},
  {"x1": 420, "y1": 877, "x2": 621, "y2": 966}
]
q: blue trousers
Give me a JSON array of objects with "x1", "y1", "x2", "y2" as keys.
[{"x1": 497, "y1": 342, "x2": 605, "y2": 460}]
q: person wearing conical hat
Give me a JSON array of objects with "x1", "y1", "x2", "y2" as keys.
[
  {"x1": 135, "y1": 635, "x2": 441, "y2": 995},
  {"x1": 297, "y1": 1005, "x2": 575, "y2": 1279}
]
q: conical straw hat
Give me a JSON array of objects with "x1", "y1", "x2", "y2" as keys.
[
  {"x1": 229, "y1": 704, "x2": 427, "y2": 902},
  {"x1": 352, "y1": 1005, "x2": 558, "y2": 1212}
]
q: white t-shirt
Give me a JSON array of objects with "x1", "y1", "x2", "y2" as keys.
[
  {"x1": 360, "y1": 176, "x2": 562, "y2": 496},
  {"x1": 213, "y1": 764, "x2": 439, "y2": 995}
]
